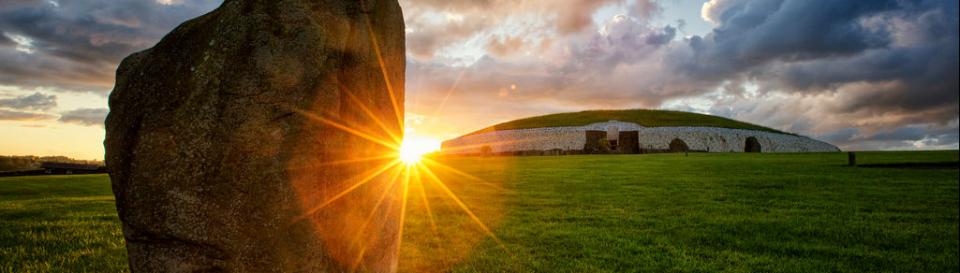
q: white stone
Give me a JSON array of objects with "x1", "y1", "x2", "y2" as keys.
[{"x1": 442, "y1": 120, "x2": 839, "y2": 155}]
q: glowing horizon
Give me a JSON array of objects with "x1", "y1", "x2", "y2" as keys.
[{"x1": 398, "y1": 134, "x2": 441, "y2": 165}]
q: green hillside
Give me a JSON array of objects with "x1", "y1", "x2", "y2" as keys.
[{"x1": 467, "y1": 109, "x2": 792, "y2": 136}]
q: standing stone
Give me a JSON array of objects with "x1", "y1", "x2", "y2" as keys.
[{"x1": 104, "y1": 0, "x2": 405, "y2": 272}]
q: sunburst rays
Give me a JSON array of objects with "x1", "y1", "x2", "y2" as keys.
[
  {"x1": 287, "y1": 12, "x2": 507, "y2": 272},
  {"x1": 289, "y1": 60, "x2": 505, "y2": 273},
  {"x1": 291, "y1": 101, "x2": 507, "y2": 270}
]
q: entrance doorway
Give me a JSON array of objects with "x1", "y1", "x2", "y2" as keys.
[
  {"x1": 669, "y1": 138, "x2": 689, "y2": 152},
  {"x1": 745, "y1": 137, "x2": 762, "y2": 153}
]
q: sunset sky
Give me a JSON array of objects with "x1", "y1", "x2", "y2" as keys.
[{"x1": 1, "y1": 0, "x2": 957, "y2": 160}]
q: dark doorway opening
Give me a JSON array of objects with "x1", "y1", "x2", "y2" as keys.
[
  {"x1": 584, "y1": 130, "x2": 608, "y2": 154},
  {"x1": 745, "y1": 137, "x2": 762, "y2": 153},
  {"x1": 669, "y1": 138, "x2": 689, "y2": 152},
  {"x1": 618, "y1": 131, "x2": 640, "y2": 154}
]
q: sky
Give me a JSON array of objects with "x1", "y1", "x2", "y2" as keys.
[{"x1": 0, "y1": 0, "x2": 957, "y2": 160}]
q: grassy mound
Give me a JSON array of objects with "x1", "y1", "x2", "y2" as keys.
[{"x1": 466, "y1": 109, "x2": 791, "y2": 136}]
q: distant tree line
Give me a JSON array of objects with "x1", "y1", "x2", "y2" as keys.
[{"x1": 0, "y1": 155, "x2": 104, "y2": 172}]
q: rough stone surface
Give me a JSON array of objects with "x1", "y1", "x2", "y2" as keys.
[
  {"x1": 442, "y1": 120, "x2": 839, "y2": 155},
  {"x1": 105, "y1": 1, "x2": 405, "y2": 272}
]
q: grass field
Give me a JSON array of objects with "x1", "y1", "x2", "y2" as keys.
[
  {"x1": 0, "y1": 175, "x2": 126, "y2": 272},
  {"x1": 466, "y1": 109, "x2": 792, "y2": 136},
  {"x1": 2, "y1": 151, "x2": 958, "y2": 272}
]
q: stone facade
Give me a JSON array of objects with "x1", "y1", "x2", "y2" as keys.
[{"x1": 442, "y1": 120, "x2": 839, "y2": 155}]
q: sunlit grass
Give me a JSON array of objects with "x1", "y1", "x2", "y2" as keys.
[{"x1": 1, "y1": 151, "x2": 958, "y2": 272}]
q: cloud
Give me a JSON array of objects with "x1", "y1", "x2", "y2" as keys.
[
  {"x1": 817, "y1": 127, "x2": 859, "y2": 144},
  {"x1": 630, "y1": 0, "x2": 661, "y2": 21},
  {"x1": 0, "y1": 0, "x2": 955, "y2": 151},
  {"x1": 405, "y1": 13, "x2": 493, "y2": 59},
  {"x1": 0, "y1": 33, "x2": 12, "y2": 46},
  {"x1": 400, "y1": 0, "x2": 957, "y2": 151},
  {"x1": 0, "y1": 108, "x2": 55, "y2": 121},
  {"x1": 686, "y1": 0, "x2": 957, "y2": 148},
  {"x1": 58, "y1": 107, "x2": 107, "y2": 126},
  {"x1": 677, "y1": 0, "x2": 904, "y2": 82},
  {"x1": 0, "y1": 0, "x2": 220, "y2": 92},
  {"x1": 485, "y1": 35, "x2": 526, "y2": 57},
  {"x1": 0, "y1": 0, "x2": 43, "y2": 9},
  {"x1": 555, "y1": 0, "x2": 614, "y2": 33},
  {"x1": 400, "y1": 0, "x2": 628, "y2": 60},
  {"x1": 824, "y1": 122, "x2": 960, "y2": 151},
  {"x1": 0, "y1": 92, "x2": 56, "y2": 110},
  {"x1": 408, "y1": 11, "x2": 692, "y2": 109}
]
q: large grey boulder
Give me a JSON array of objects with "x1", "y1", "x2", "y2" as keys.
[{"x1": 104, "y1": 0, "x2": 405, "y2": 272}]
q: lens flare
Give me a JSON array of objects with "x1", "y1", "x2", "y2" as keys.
[
  {"x1": 290, "y1": 107, "x2": 510, "y2": 271},
  {"x1": 286, "y1": 14, "x2": 508, "y2": 271},
  {"x1": 398, "y1": 135, "x2": 441, "y2": 165}
]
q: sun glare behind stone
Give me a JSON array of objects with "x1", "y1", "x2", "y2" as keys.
[{"x1": 399, "y1": 135, "x2": 441, "y2": 165}]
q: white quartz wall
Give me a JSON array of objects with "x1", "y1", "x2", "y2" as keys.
[
  {"x1": 636, "y1": 127, "x2": 839, "y2": 152},
  {"x1": 442, "y1": 120, "x2": 839, "y2": 154},
  {"x1": 441, "y1": 126, "x2": 587, "y2": 154}
]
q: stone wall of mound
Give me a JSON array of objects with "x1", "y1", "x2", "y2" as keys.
[
  {"x1": 442, "y1": 126, "x2": 588, "y2": 155},
  {"x1": 442, "y1": 121, "x2": 839, "y2": 155},
  {"x1": 635, "y1": 127, "x2": 839, "y2": 153}
]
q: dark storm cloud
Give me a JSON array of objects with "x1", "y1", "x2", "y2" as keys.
[
  {"x1": 58, "y1": 107, "x2": 107, "y2": 126},
  {"x1": 658, "y1": 0, "x2": 959, "y2": 149},
  {"x1": 0, "y1": 92, "x2": 57, "y2": 110},
  {"x1": 681, "y1": 0, "x2": 903, "y2": 81},
  {"x1": 0, "y1": 0, "x2": 42, "y2": 9},
  {"x1": 682, "y1": 0, "x2": 958, "y2": 102},
  {"x1": 773, "y1": 8, "x2": 959, "y2": 116},
  {"x1": 0, "y1": 0, "x2": 221, "y2": 92}
]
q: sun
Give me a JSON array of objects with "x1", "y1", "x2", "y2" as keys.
[{"x1": 398, "y1": 135, "x2": 441, "y2": 165}]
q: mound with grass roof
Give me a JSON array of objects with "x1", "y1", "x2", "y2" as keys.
[
  {"x1": 444, "y1": 109, "x2": 838, "y2": 155},
  {"x1": 467, "y1": 109, "x2": 791, "y2": 136}
]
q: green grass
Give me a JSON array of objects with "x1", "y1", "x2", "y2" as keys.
[
  {"x1": 402, "y1": 151, "x2": 959, "y2": 272},
  {"x1": 2, "y1": 151, "x2": 957, "y2": 272},
  {"x1": 466, "y1": 109, "x2": 792, "y2": 136},
  {"x1": 0, "y1": 175, "x2": 127, "y2": 273}
]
